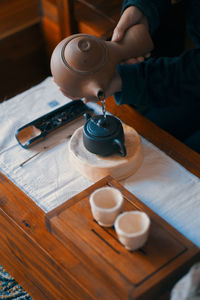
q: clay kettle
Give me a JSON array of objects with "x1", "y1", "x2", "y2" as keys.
[{"x1": 51, "y1": 24, "x2": 153, "y2": 100}]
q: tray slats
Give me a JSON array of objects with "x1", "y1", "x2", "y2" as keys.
[{"x1": 45, "y1": 176, "x2": 200, "y2": 299}]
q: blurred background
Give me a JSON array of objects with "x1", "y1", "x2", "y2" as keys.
[{"x1": 0, "y1": 0, "x2": 191, "y2": 101}]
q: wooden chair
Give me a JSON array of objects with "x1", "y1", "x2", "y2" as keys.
[{"x1": 40, "y1": 0, "x2": 122, "y2": 56}]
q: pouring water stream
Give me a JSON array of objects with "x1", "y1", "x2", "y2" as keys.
[{"x1": 101, "y1": 100, "x2": 107, "y2": 119}]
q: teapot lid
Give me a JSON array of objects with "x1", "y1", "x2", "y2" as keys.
[
  {"x1": 62, "y1": 34, "x2": 107, "y2": 74},
  {"x1": 86, "y1": 115, "x2": 121, "y2": 138}
]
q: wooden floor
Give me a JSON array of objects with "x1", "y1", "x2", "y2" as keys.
[{"x1": 0, "y1": 23, "x2": 50, "y2": 102}]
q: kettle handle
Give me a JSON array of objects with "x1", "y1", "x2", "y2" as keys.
[{"x1": 113, "y1": 139, "x2": 127, "y2": 157}]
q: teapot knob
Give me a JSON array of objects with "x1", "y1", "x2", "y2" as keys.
[{"x1": 78, "y1": 39, "x2": 91, "y2": 52}]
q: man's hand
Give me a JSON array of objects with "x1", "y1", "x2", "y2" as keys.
[{"x1": 112, "y1": 6, "x2": 150, "y2": 64}]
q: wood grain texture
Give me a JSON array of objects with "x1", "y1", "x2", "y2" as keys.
[
  {"x1": 46, "y1": 176, "x2": 200, "y2": 300},
  {"x1": 0, "y1": 173, "x2": 126, "y2": 299},
  {"x1": 105, "y1": 97, "x2": 200, "y2": 178},
  {"x1": 0, "y1": 209, "x2": 77, "y2": 300},
  {"x1": 0, "y1": 99, "x2": 199, "y2": 299},
  {"x1": 40, "y1": 0, "x2": 122, "y2": 57},
  {"x1": 74, "y1": 0, "x2": 122, "y2": 39},
  {"x1": 0, "y1": 0, "x2": 40, "y2": 39},
  {"x1": 0, "y1": 24, "x2": 50, "y2": 101},
  {"x1": 0, "y1": 1, "x2": 198, "y2": 298}
]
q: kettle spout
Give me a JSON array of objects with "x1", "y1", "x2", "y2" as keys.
[
  {"x1": 97, "y1": 89, "x2": 105, "y2": 101},
  {"x1": 84, "y1": 82, "x2": 105, "y2": 101}
]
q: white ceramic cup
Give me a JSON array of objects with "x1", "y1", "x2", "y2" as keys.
[
  {"x1": 89, "y1": 186, "x2": 124, "y2": 227},
  {"x1": 114, "y1": 211, "x2": 150, "y2": 251}
]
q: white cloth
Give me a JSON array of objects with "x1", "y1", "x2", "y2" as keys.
[{"x1": 0, "y1": 77, "x2": 199, "y2": 247}]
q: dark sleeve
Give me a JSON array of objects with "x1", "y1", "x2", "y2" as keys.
[
  {"x1": 187, "y1": 0, "x2": 200, "y2": 47},
  {"x1": 114, "y1": 48, "x2": 200, "y2": 108},
  {"x1": 122, "y1": 0, "x2": 170, "y2": 34}
]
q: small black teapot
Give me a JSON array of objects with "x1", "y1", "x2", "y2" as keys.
[{"x1": 83, "y1": 114, "x2": 127, "y2": 157}]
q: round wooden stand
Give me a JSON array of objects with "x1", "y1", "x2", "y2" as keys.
[{"x1": 69, "y1": 124, "x2": 143, "y2": 182}]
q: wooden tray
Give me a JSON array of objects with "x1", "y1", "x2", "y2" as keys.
[{"x1": 45, "y1": 176, "x2": 200, "y2": 300}]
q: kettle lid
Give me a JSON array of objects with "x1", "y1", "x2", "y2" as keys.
[
  {"x1": 62, "y1": 34, "x2": 107, "y2": 74},
  {"x1": 86, "y1": 115, "x2": 121, "y2": 138}
]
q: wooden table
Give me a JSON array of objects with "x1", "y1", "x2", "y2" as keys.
[{"x1": 0, "y1": 98, "x2": 200, "y2": 300}]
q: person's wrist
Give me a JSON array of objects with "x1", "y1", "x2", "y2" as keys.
[{"x1": 125, "y1": 5, "x2": 149, "y2": 32}]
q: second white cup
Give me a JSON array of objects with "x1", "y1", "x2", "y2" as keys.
[
  {"x1": 89, "y1": 186, "x2": 124, "y2": 227},
  {"x1": 114, "y1": 211, "x2": 150, "y2": 251}
]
